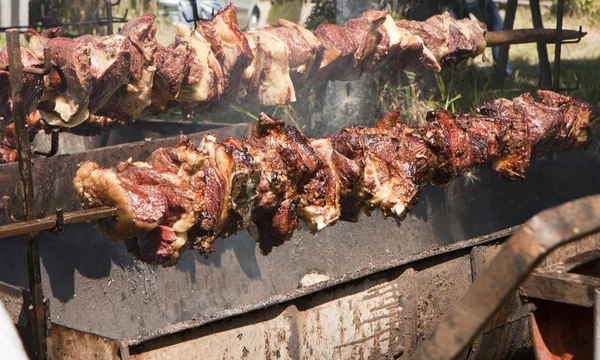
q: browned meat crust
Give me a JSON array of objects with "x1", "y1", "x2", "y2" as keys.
[
  {"x1": 74, "y1": 91, "x2": 594, "y2": 265},
  {"x1": 1, "y1": 5, "x2": 488, "y2": 134}
]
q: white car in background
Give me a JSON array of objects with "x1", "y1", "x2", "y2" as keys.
[{"x1": 159, "y1": 0, "x2": 261, "y2": 30}]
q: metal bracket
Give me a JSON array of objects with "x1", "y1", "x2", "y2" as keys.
[
  {"x1": 23, "y1": 48, "x2": 52, "y2": 76},
  {"x1": 545, "y1": 0, "x2": 581, "y2": 92},
  {"x1": 50, "y1": 208, "x2": 64, "y2": 235},
  {"x1": 32, "y1": 129, "x2": 59, "y2": 158},
  {"x1": 2, "y1": 196, "x2": 17, "y2": 223},
  {"x1": 557, "y1": 73, "x2": 581, "y2": 92},
  {"x1": 562, "y1": 25, "x2": 584, "y2": 44}
]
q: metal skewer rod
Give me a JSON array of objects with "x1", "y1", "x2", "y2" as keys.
[
  {"x1": 6, "y1": 29, "x2": 47, "y2": 360},
  {"x1": 0, "y1": 207, "x2": 117, "y2": 239}
]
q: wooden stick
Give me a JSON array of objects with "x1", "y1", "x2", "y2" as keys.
[{"x1": 486, "y1": 28, "x2": 586, "y2": 47}]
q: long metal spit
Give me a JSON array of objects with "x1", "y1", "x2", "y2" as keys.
[
  {"x1": 6, "y1": 29, "x2": 50, "y2": 359},
  {"x1": 0, "y1": 17, "x2": 598, "y2": 360}
]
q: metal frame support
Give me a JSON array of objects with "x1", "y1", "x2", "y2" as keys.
[
  {"x1": 494, "y1": 0, "x2": 517, "y2": 84},
  {"x1": 529, "y1": 0, "x2": 552, "y2": 89},
  {"x1": 553, "y1": 0, "x2": 564, "y2": 92},
  {"x1": 411, "y1": 194, "x2": 600, "y2": 360},
  {"x1": 6, "y1": 29, "x2": 48, "y2": 360},
  {"x1": 595, "y1": 288, "x2": 600, "y2": 360}
]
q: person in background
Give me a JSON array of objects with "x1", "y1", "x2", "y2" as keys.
[{"x1": 447, "y1": 0, "x2": 513, "y2": 75}]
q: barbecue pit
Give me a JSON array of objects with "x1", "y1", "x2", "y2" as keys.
[{"x1": 1, "y1": 4, "x2": 599, "y2": 360}]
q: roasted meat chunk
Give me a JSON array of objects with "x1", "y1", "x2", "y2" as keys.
[{"x1": 73, "y1": 99, "x2": 592, "y2": 265}]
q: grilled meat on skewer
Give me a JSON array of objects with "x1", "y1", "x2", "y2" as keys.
[
  {"x1": 0, "y1": 5, "x2": 487, "y2": 128},
  {"x1": 74, "y1": 90, "x2": 594, "y2": 266}
]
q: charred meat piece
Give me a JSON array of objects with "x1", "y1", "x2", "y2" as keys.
[
  {"x1": 360, "y1": 129, "x2": 419, "y2": 218},
  {"x1": 239, "y1": 29, "x2": 295, "y2": 105},
  {"x1": 0, "y1": 142, "x2": 16, "y2": 164},
  {"x1": 74, "y1": 161, "x2": 167, "y2": 240},
  {"x1": 274, "y1": 19, "x2": 324, "y2": 87},
  {"x1": 5, "y1": 7, "x2": 492, "y2": 134},
  {"x1": 374, "y1": 112, "x2": 438, "y2": 186},
  {"x1": 0, "y1": 48, "x2": 45, "y2": 121},
  {"x1": 477, "y1": 97, "x2": 531, "y2": 180},
  {"x1": 299, "y1": 138, "x2": 341, "y2": 231},
  {"x1": 23, "y1": 29, "x2": 92, "y2": 126},
  {"x1": 97, "y1": 14, "x2": 158, "y2": 122},
  {"x1": 397, "y1": 12, "x2": 486, "y2": 66},
  {"x1": 196, "y1": 4, "x2": 253, "y2": 101},
  {"x1": 536, "y1": 89, "x2": 594, "y2": 151},
  {"x1": 148, "y1": 45, "x2": 190, "y2": 114},
  {"x1": 75, "y1": 34, "x2": 131, "y2": 114},
  {"x1": 173, "y1": 24, "x2": 223, "y2": 112},
  {"x1": 250, "y1": 197, "x2": 300, "y2": 255},
  {"x1": 340, "y1": 10, "x2": 387, "y2": 80},
  {"x1": 245, "y1": 113, "x2": 322, "y2": 251},
  {"x1": 312, "y1": 23, "x2": 359, "y2": 82},
  {"x1": 74, "y1": 155, "x2": 201, "y2": 265}
]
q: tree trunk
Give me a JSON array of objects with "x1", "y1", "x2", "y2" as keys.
[{"x1": 317, "y1": 0, "x2": 379, "y2": 136}]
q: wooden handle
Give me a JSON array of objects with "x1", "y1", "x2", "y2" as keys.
[{"x1": 485, "y1": 28, "x2": 586, "y2": 47}]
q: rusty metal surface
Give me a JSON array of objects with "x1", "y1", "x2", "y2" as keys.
[
  {"x1": 0, "y1": 207, "x2": 117, "y2": 239},
  {"x1": 520, "y1": 249, "x2": 600, "y2": 307},
  {"x1": 128, "y1": 252, "x2": 473, "y2": 359},
  {"x1": 412, "y1": 193, "x2": 600, "y2": 360},
  {"x1": 16, "y1": 229, "x2": 599, "y2": 359},
  {"x1": 529, "y1": 301, "x2": 593, "y2": 359},
  {"x1": 0, "y1": 280, "x2": 29, "y2": 327},
  {"x1": 470, "y1": 318, "x2": 533, "y2": 360},
  {"x1": 467, "y1": 243, "x2": 535, "y2": 360},
  {"x1": 7, "y1": 28, "x2": 48, "y2": 360},
  {"x1": 47, "y1": 324, "x2": 121, "y2": 360}
]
